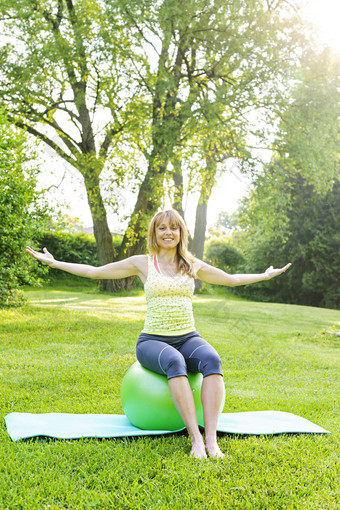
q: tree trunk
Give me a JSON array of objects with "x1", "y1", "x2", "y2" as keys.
[
  {"x1": 171, "y1": 154, "x2": 193, "y2": 246},
  {"x1": 191, "y1": 199, "x2": 208, "y2": 261},
  {"x1": 191, "y1": 155, "x2": 217, "y2": 290},
  {"x1": 192, "y1": 196, "x2": 208, "y2": 291},
  {"x1": 84, "y1": 172, "x2": 121, "y2": 292},
  {"x1": 172, "y1": 156, "x2": 185, "y2": 219},
  {"x1": 118, "y1": 153, "x2": 168, "y2": 259},
  {"x1": 116, "y1": 29, "x2": 186, "y2": 263}
]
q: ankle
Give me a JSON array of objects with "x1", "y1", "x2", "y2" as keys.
[
  {"x1": 205, "y1": 433, "x2": 217, "y2": 445},
  {"x1": 189, "y1": 433, "x2": 205, "y2": 447}
]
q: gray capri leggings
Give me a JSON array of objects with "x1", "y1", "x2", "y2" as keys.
[{"x1": 136, "y1": 330, "x2": 223, "y2": 380}]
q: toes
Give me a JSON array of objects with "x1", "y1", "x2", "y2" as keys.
[
  {"x1": 205, "y1": 442, "x2": 225, "y2": 458},
  {"x1": 190, "y1": 448, "x2": 207, "y2": 459}
]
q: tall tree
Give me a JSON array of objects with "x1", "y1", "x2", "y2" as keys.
[
  {"x1": 1, "y1": 0, "x2": 306, "y2": 294},
  {"x1": 186, "y1": 88, "x2": 252, "y2": 262},
  {"x1": 115, "y1": 0, "x2": 305, "y2": 260},
  {"x1": 0, "y1": 0, "x2": 143, "y2": 291},
  {"x1": 235, "y1": 49, "x2": 340, "y2": 308}
]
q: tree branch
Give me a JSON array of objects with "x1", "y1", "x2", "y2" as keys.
[
  {"x1": 31, "y1": 0, "x2": 63, "y2": 31},
  {"x1": 43, "y1": 117, "x2": 83, "y2": 158},
  {"x1": 10, "y1": 118, "x2": 81, "y2": 171},
  {"x1": 123, "y1": 7, "x2": 161, "y2": 58},
  {"x1": 100, "y1": 124, "x2": 125, "y2": 158},
  {"x1": 42, "y1": 100, "x2": 80, "y2": 123}
]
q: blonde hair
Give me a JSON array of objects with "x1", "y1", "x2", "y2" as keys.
[{"x1": 147, "y1": 209, "x2": 196, "y2": 278}]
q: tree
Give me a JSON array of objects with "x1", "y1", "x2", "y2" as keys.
[
  {"x1": 186, "y1": 98, "x2": 251, "y2": 264},
  {"x1": 0, "y1": 0, "x2": 142, "y2": 291},
  {"x1": 114, "y1": 0, "x2": 306, "y2": 261},
  {"x1": 239, "y1": 48, "x2": 340, "y2": 241},
  {"x1": 237, "y1": 174, "x2": 340, "y2": 308},
  {"x1": 1, "y1": 0, "x2": 307, "y2": 294},
  {"x1": 235, "y1": 49, "x2": 340, "y2": 308},
  {"x1": 0, "y1": 109, "x2": 47, "y2": 306}
]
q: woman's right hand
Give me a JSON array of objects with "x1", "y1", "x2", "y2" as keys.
[{"x1": 26, "y1": 246, "x2": 56, "y2": 267}]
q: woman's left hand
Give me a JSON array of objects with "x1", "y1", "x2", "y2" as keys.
[{"x1": 264, "y1": 263, "x2": 292, "y2": 280}]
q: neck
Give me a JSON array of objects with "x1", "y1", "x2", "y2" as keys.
[{"x1": 157, "y1": 248, "x2": 178, "y2": 264}]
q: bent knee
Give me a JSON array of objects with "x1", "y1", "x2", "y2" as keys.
[
  {"x1": 160, "y1": 349, "x2": 187, "y2": 379},
  {"x1": 198, "y1": 349, "x2": 223, "y2": 378}
]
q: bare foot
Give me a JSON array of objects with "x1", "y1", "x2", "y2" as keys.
[
  {"x1": 189, "y1": 438, "x2": 207, "y2": 459},
  {"x1": 205, "y1": 439, "x2": 225, "y2": 458},
  {"x1": 190, "y1": 445, "x2": 207, "y2": 459}
]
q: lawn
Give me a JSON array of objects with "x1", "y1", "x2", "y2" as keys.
[{"x1": 0, "y1": 285, "x2": 339, "y2": 509}]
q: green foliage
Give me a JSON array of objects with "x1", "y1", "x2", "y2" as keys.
[
  {"x1": 283, "y1": 178, "x2": 340, "y2": 309},
  {"x1": 120, "y1": 0, "x2": 307, "y2": 251},
  {"x1": 205, "y1": 237, "x2": 245, "y2": 274},
  {"x1": 217, "y1": 211, "x2": 239, "y2": 233},
  {"x1": 234, "y1": 50, "x2": 340, "y2": 309},
  {"x1": 239, "y1": 50, "x2": 340, "y2": 238},
  {"x1": 276, "y1": 49, "x2": 340, "y2": 194},
  {"x1": 0, "y1": 109, "x2": 47, "y2": 307},
  {"x1": 236, "y1": 166, "x2": 340, "y2": 309},
  {"x1": 0, "y1": 0, "x2": 312, "y2": 267},
  {"x1": 0, "y1": 289, "x2": 339, "y2": 508},
  {"x1": 0, "y1": 0, "x2": 145, "y2": 282}
]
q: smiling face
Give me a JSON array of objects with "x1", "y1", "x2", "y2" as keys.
[
  {"x1": 148, "y1": 209, "x2": 189, "y2": 257},
  {"x1": 155, "y1": 216, "x2": 181, "y2": 250}
]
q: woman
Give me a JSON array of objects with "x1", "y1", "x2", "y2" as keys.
[{"x1": 26, "y1": 209, "x2": 291, "y2": 459}]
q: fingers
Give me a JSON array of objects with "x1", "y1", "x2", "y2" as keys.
[
  {"x1": 267, "y1": 263, "x2": 292, "y2": 273},
  {"x1": 26, "y1": 246, "x2": 46, "y2": 260},
  {"x1": 277, "y1": 263, "x2": 291, "y2": 274},
  {"x1": 265, "y1": 263, "x2": 292, "y2": 279},
  {"x1": 26, "y1": 246, "x2": 37, "y2": 257}
]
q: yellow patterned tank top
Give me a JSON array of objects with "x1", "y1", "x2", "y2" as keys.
[{"x1": 142, "y1": 254, "x2": 196, "y2": 335}]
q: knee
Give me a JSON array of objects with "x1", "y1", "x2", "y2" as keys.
[
  {"x1": 161, "y1": 350, "x2": 187, "y2": 379},
  {"x1": 200, "y1": 350, "x2": 222, "y2": 378}
]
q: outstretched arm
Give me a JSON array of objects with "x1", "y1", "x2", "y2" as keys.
[
  {"x1": 195, "y1": 260, "x2": 291, "y2": 287},
  {"x1": 26, "y1": 246, "x2": 146, "y2": 280}
]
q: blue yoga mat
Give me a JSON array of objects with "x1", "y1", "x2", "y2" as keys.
[{"x1": 4, "y1": 411, "x2": 329, "y2": 441}]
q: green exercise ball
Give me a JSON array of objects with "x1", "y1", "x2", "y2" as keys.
[{"x1": 121, "y1": 361, "x2": 205, "y2": 431}]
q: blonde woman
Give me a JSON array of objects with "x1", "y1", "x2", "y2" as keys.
[{"x1": 26, "y1": 209, "x2": 291, "y2": 459}]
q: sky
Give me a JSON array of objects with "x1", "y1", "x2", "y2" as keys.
[
  {"x1": 301, "y1": 0, "x2": 340, "y2": 55},
  {"x1": 35, "y1": 0, "x2": 340, "y2": 235}
]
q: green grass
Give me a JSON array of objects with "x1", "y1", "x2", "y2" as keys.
[{"x1": 0, "y1": 285, "x2": 339, "y2": 509}]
